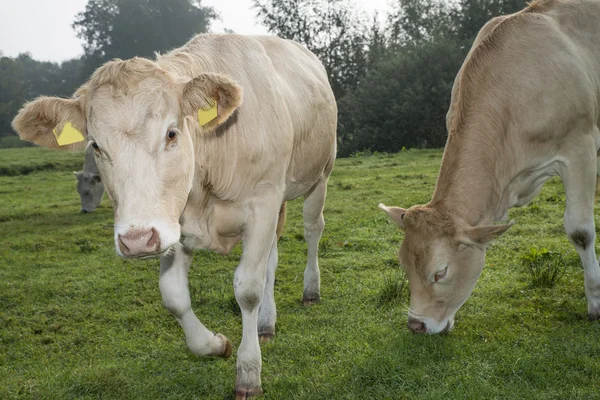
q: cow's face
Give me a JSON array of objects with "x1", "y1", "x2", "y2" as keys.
[
  {"x1": 379, "y1": 204, "x2": 511, "y2": 334},
  {"x1": 12, "y1": 58, "x2": 243, "y2": 258},
  {"x1": 75, "y1": 171, "x2": 104, "y2": 213}
]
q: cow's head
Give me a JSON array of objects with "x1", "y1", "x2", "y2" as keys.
[
  {"x1": 75, "y1": 171, "x2": 104, "y2": 213},
  {"x1": 12, "y1": 57, "x2": 243, "y2": 258},
  {"x1": 379, "y1": 203, "x2": 512, "y2": 334}
]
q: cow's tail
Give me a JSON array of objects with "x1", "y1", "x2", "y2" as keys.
[{"x1": 276, "y1": 202, "x2": 287, "y2": 240}]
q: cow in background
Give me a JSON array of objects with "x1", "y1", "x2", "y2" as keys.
[{"x1": 74, "y1": 146, "x2": 105, "y2": 213}]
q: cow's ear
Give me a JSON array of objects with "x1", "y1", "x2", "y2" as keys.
[
  {"x1": 459, "y1": 221, "x2": 514, "y2": 247},
  {"x1": 12, "y1": 97, "x2": 87, "y2": 151},
  {"x1": 182, "y1": 73, "x2": 243, "y2": 131},
  {"x1": 379, "y1": 203, "x2": 407, "y2": 229}
]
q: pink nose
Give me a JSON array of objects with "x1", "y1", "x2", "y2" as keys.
[
  {"x1": 407, "y1": 316, "x2": 427, "y2": 334},
  {"x1": 118, "y1": 228, "x2": 160, "y2": 256}
]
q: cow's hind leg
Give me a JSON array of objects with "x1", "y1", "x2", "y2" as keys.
[
  {"x1": 561, "y1": 136, "x2": 600, "y2": 320},
  {"x1": 302, "y1": 178, "x2": 328, "y2": 306},
  {"x1": 159, "y1": 243, "x2": 231, "y2": 357}
]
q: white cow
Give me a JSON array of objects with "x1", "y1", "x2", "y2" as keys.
[
  {"x1": 380, "y1": 0, "x2": 600, "y2": 333},
  {"x1": 12, "y1": 34, "x2": 337, "y2": 397}
]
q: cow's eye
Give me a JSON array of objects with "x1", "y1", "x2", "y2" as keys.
[
  {"x1": 167, "y1": 129, "x2": 177, "y2": 140},
  {"x1": 434, "y1": 266, "x2": 448, "y2": 282},
  {"x1": 91, "y1": 142, "x2": 99, "y2": 150}
]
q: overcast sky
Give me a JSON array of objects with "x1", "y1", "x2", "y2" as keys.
[{"x1": 0, "y1": 0, "x2": 391, "y2": 63}]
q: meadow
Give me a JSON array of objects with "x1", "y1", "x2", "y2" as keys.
[{"x1": 1, "y1": 147, "x2": 599, "y2": 399}]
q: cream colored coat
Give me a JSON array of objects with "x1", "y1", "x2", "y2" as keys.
[
  {"x1": 13, "y1": 34, "x2": 336, "y2": 397},
  {"x1": 381, "y1": 0, "x2": 600, "y2": 333}
]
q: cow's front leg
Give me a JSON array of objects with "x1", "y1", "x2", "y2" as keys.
[
  {"x1": 561, "y1": 136, "x2": 600, "y2": 319},
  {"x1": 258, "y1": 235, "x2": 278, "y2": 342},
  {"x1": 159, "y1": 243, "x2": 231, "y2": 357},
  {"x1": 234, "y1": 198, "x2": 279, "y2": 399}
]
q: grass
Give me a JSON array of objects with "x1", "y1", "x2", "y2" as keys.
[
  {"x1": 520, "y1": 247, "x2": 570, "y2": 288},
  {"x1": 377, "y1": 269, "x2": 409, "y2": 307},
  {"x1": 1, "y1": 147, "x2": 600, "y2": 399}
]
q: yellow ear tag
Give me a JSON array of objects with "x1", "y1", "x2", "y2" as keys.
[
  {"x1": 197, "y1": 99, "x2": 218, "y2": 126},
  {"x1": 52, "y1": 121, "x2": 84, "y2": 146}
]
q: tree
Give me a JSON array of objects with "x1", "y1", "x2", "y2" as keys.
[
  {"x1": 0, "y1": 54, "x2": 84, "y2": 139},
  {"x1": 253, "y1": 0, "x2": 370, "y2": 98},
  {"x1": 336, "y1": 0, "x2": 531, "y2": 155},
  {"x1": 387, "y1": 0, "x2": 455, "y2": 46},
  {"x1": 0, "y1": 57, "x2": 25, "y2": 136},
  {"x1": 452, "y1": 0, "x2": 528, "y2": 40},
  {"x1": 338, "y1": 39, "x2": 467, "y2": 155},
  {"x1": 73, "y1": 0, "x2": 217, "y2": 79}
]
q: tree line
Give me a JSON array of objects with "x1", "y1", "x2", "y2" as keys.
[{"x1": 0, "y1": 0, "x2": 527, "y2": 155}]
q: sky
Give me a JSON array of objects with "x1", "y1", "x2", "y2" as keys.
[{"x1": 0, "y1": 0, "x2": 391, "y2": 63}]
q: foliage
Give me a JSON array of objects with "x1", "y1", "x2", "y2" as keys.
[
  {"x1": 253, "y1": 0, "x2": 371, "y2": 98},
  {"x1": 388, "y1": 0, "x2": 455, "y2": 45},
  {"x1": 520, "y1": 247, "x2": 568, "y2": 288},
  {"x1": 73, "y1": 0, "x2": 218, "y2": 79},
  {"x1": 252, "y1": 0, "x2": 531, "y2": 156},
  {"x1": 0, "y1": 135, "x2": 33, "y2": 149},
  {"x1": 452, "y1": 0, "x2": 530, "y2": 40},
  {"x1": 0, "y1": 55, "x2": 83, "y2": 138},
  {"x1": 0, "y1": 0, "x2": 218, "y2": 146},
  {"x1": 338, "y1": 39, "x2": 468, "y2": 155},
  {"x1": 334, "y1": 0, "x2": 530, "y2": 155},
  {"x1": 1, "y1": 148, "x2": 599, "y2": 399},
  {"x1": 0, "y1": 57, "x2": 25, "y2": 136}
]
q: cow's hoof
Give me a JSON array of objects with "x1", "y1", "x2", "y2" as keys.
[
  {"x1": 589, "y1": 311, "x2": 600, "y2": 321},
  {"x1": 302, "y1": 296, "x2": 320, "y2": 306},
  {"x1": 259, "y1": 333, "x2": 274, "y2": 343},
  {"x1": 235, "y1": 388, "x2": 263, "y2": 399},
  {"x1": 216, "y1": 334, "x2": 232, "y2": 358}
]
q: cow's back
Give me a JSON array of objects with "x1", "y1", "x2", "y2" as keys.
[
  {"x1": 450, "y1": 0, "x2": 600, "y2": 145},
  {"x1": 254, "y1": 36, "x2": 337, "y2": 196},
  {"x1": 546, "y1": 0, "x2": 600, "y2": 128}
]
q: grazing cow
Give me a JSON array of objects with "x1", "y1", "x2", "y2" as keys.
[
  {"x1": 12, "y1": 34, "x2": 336, "y2": 397},
  {"x1": 74, "y1": 146, "x2": 105, "y2": 213},
  {"x1": 380, "y1": 0, "x2": 600, "y2": 334}
]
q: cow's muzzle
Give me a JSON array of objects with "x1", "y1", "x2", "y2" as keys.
[
  {"x1": 407, "y1": 316, "x2": 454, "y2": 334},
  {"x1": 118, "y1": 228, "x2": 161, "y2": 257}
]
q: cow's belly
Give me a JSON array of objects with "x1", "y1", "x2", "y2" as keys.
[
  {"x1": 499, "y1": 159, "x2": 563, "y2": 219},
  {"x1": 283, "y1": 179, "x2": 320, "y2": 200}
]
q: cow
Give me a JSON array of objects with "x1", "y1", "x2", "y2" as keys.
[
  {"x1": 12, "y1": 34, "x2": 337, "y2": 398},
  {"x1": 379, "y1": 0, "x2": 600, "y2": 334},
  {"x1": 74, "y1": 146, "x2": 105, "y2": 213}
]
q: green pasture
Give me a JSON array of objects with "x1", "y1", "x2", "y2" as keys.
[{"x1": 0, "y1": 147, "x2": 599, "y2": 399}]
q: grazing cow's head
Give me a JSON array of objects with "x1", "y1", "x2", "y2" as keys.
[
  {"x1": 12, "y1": 57, "x2": 243, "y2": 258},
  {"x1": 75, "y1": 171, "x2": 104, "y2": 213},
  {"x1": 379, "y1": 203, "x2": 512, "y2": 334}
]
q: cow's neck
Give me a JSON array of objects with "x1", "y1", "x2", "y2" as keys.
[{"x1": 428, "y1": 128, "x2": 510, "y2": 227}]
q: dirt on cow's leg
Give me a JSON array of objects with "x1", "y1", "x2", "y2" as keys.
[{"x1": 258, "y1": 235, "x2": 278, "y2": 343}]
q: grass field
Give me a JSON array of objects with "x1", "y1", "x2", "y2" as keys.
[{"x1": 1, "y1": 147, "x2": 599, "y2": 399}]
